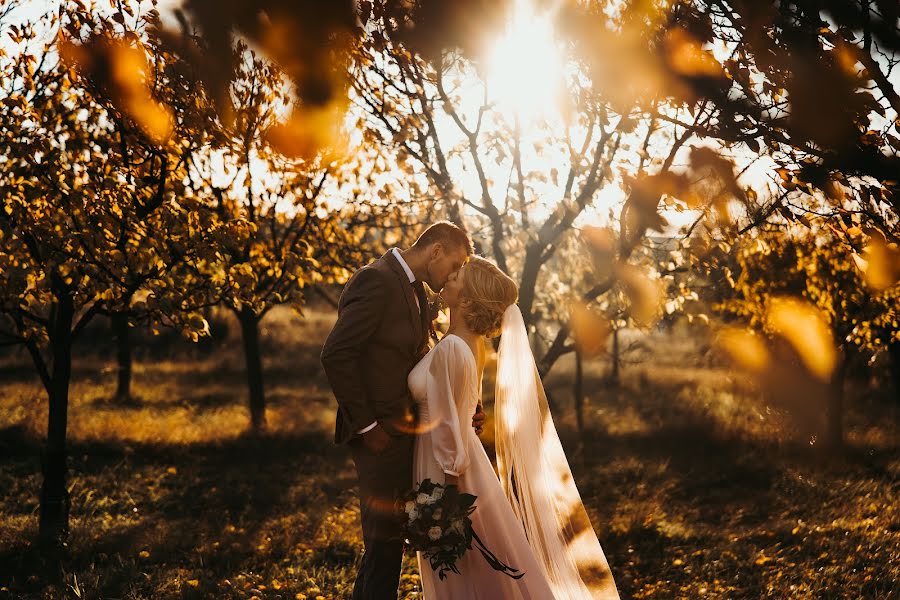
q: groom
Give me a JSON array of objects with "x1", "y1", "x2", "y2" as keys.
[{"x1": 321, "y1": 221, "x2": 482, "y2": 600}]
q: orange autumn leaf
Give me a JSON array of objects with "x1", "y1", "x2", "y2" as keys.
[
  {"x1": 766, "y1": 297, "x2": 837, "y2": 381},
  {"x1": 570, "y1": 301, "x2": 610, "y2": 357}
]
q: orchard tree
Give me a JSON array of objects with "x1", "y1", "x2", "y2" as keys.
[
  {"x1": 654, "y1": 1, "x2": 900, "y2": 326},
  {"x1": 67, "y1": 6, "x2": 228, "y2": 403},
  {"x1": 0, "y1": 2, "x2": 220, "y2": 553},
  {"x1": 551, "y1": 1, "x2": 900, "y2": 399},
  {"x1": 714, "y1": 226, "x2": 899, "y2": 448},
  {"x1": 186, "y1": 48, "x2": 359, "y2": 431}
]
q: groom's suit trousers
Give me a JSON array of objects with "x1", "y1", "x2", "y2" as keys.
[{"x1": 349, "y1": 433, "x2": 415, "y2": 600}]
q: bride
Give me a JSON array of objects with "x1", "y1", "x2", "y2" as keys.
[{"x1": 408, "y1": 257, "x2": 620, "y2": 599}]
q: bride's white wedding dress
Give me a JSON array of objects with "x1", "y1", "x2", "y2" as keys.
[
  {"x1": 409, "y1": 306, "x2": 619, "y2": 600},
  {"x1": 409, "y1": 334, "x2": 555, "y2": 599}
]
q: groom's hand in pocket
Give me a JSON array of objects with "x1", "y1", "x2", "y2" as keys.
[
  {"x1": 472, "y1": 404, "x2": 485, "y2": 436},
  {"x1": 361, "y1": 422, "x2": 391, "y2": 454}
]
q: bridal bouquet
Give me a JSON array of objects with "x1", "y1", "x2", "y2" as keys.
[{"x1": 399, "y1": 478, "x2": 523, "y2": 580}]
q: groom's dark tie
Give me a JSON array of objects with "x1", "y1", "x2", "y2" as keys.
[{"x1": 412, "y1": 280, "x2": 434, "y2": 346}]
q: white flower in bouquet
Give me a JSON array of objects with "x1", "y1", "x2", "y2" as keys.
[
  {"x1": 432, "y1": 507, "x2": 443, "y2": 520},
  {"x1": 416, "y1": 493, "x2": 430, "y2": 505},
  {"x1": 432, "y1": 486, "x2": 444, "y2": 501},
  {"x1": 450, "y1": 519, "x2": 465, "y2": 535},
  {"x1": 427, "y1": 526, "x2": 443, "y2": 541},
  {"x1": 405, "y1": 500, "x2": 416, "y2": 514},
  {"x1": 408, "y1": 507, "x2": 419, "y2": 522}
]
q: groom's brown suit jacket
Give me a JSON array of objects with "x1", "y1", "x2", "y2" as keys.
[{"x1": 321, "y1": 250, "x2": 432, "y2": 445}]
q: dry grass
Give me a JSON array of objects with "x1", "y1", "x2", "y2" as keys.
[{"x1": 1, "y1": 306, "x2": 898, "y2": 599}]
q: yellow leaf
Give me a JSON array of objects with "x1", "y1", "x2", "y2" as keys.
[
  {"x1": 855, "y1": 238, "x2": 900, "y2": 291},
  {"x1": 615, "y1": 263, "x2": 664, "y2": 325},
  {"x1": 717, "y1": 327, "x2": 769, "y2": 372},
  {"x1": 570, "y1": 301, "x2": 610, "y2": 357},
  {"x1": 664, "y1": 28, "x2": 724, "y2": 77},
  {"x1": 766, "y1": 297, "x2": 837, "y2": 381}
]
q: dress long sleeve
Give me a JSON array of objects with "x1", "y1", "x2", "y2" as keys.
[{"x1": 426, "y1": 338, "x2": 474, "y2": 477}]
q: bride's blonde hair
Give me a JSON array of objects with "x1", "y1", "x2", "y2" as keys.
[{"x1": 461, "y1": 257, "x2": 518, "y2": 337}]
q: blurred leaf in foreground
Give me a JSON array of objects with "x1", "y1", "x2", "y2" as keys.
[{"x1": 766, "y1": 296, "x2": 837, "y2": 382}]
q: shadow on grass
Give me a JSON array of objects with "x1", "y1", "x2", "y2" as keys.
[
  {"x1": 0, "y1": 360, "x2": 108, "y2": 387},
  {"x1": 0, "y1": 426, "x2": 358, "y2": 599},
  {"x1": 572, "y1": 397, "x2": 897, "y2": 517},
  {"x1": 565, "y1": 397, "x2": 899, "y2": 599}
]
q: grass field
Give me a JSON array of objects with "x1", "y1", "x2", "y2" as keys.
[{"x1": 1, "y1": 305, "x2": 898, "y2": 599}]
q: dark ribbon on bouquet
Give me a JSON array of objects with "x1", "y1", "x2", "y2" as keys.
[{"x1": 471, "y1": 529, "x2": 525, "y2": 579}]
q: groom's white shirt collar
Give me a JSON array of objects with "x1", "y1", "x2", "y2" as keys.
[
  {"x1": 357, "y1": 248, "x2": 416, "y2": 438},
  {"x1": 391, "y1": 247, "x2": 416, "y2": 283}
]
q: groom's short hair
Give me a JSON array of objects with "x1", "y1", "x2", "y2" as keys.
[{"x1": 412, "y1": 221, "x2": 474, "y2": 255}]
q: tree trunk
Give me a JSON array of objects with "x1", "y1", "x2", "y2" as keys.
[
  {"x1": 826, "y1": 359, "x2": 847, "y2": 451},
  {"x1": 39, "y1": 291, "x2": 75, "y2": 556},
  {"x1": 888, "y1": 340, "x2": 900, "y2": 404},
  {"x1": 237, "y1": 306, "x2": 266, "y2": 431},
  {"x1": 517, "y1": 245, "x2": 543, "y2": 327},
  {"x1": 112, "y1": 312, "x2": 132, "y2": 401},
  {"x1": 610, "y1": 326, "x2": 621, "y2": 386},
  {"x1": 574, "y1": 347, "x2": 585, "y2": 436}
]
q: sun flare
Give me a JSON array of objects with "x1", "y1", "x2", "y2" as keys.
[{"x1": 485, "y1": 1, "x2": 564, "y2": 124}]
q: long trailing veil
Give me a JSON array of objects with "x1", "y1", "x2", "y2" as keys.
[{"x1": 494, "y1": 304, "x2": 620, "y2": 600}]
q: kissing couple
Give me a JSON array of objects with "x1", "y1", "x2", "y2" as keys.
[{"x1": 322, "y1": 221, "x2": 619, "y2": 599}]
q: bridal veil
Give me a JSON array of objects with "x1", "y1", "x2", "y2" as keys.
[{"x1": 494, "y1": 304, "x2": 620, "y2": 600}]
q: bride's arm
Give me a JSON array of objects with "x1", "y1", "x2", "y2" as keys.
[{"x1": 426, "y1": 340, "x2": 473, "y2": 480}]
